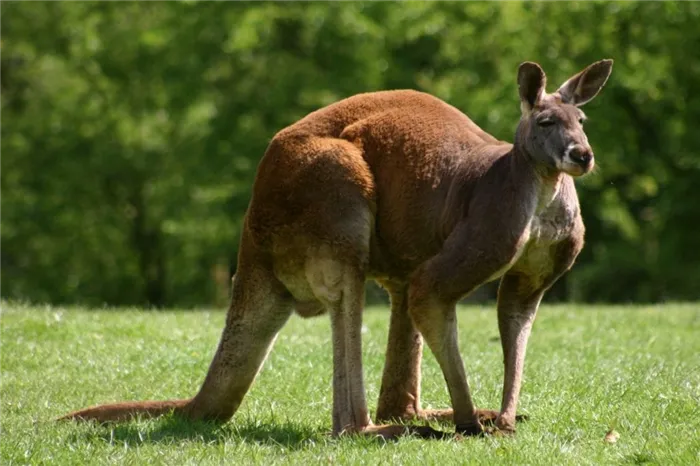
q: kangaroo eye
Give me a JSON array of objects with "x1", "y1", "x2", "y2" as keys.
[
  {"x1": 538, "y1": 119, "x2": 555, "y2": 127},
  {"x1": 578, "y1": 118, "x2": 585, "y2": 125}
]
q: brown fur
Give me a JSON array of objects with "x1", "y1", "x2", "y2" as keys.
[{"x1": 60, "y1": 60, "x2": 613, "y2": 439}]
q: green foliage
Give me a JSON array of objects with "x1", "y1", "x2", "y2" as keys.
[
  {"x1": 2, "y1": 2, "x2": 699, "y2": 305},
  {"x1": 2, "y1": 303, "x2": 700, "y2": 464}
]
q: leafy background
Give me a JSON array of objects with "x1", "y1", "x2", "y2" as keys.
[{"x1": 3, "y1": 2, "x2": 699, "y2": 307}]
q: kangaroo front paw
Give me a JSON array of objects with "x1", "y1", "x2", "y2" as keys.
[{"x1": 495, "y1": 415, "x2": 517, "y2": 434}]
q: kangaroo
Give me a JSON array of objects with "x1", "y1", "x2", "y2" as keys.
[{"x1": 60, "y1": 59, "x2": 613, "y2": 439}]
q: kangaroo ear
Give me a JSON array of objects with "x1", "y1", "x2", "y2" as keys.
[
  {"x1": 518, "y1": 62, "x2": 547, "y2": 113},
  {"x1": 557, "y1": 59, "x2": 614, "y2": 107}
]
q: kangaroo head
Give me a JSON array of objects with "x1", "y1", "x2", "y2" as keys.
[{"x1": 515, "y1": 59, "x2": 613, "y2": 177}]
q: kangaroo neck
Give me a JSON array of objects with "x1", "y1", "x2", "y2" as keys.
[{"x1": 508, "y1": 144, "x2": 565, "y2": 214}]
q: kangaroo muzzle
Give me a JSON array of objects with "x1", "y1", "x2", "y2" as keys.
[{"x1": 562, "y1": 143, "x2": 594, "y2": 176}]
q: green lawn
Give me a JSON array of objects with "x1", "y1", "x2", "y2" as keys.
[{"x1": 2, "y1": 302, "x2": 699, "y2": 465}]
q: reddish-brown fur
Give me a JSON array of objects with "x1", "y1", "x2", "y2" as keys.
[{"x1": 60, "y1": 60, "x2": 613, "y2": 439}]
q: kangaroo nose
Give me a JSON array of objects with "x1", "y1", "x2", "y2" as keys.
[{"x1": 569, "y1": 146, "x2": 593, "y2": 166}]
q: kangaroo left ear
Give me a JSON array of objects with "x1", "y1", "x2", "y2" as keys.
[
  {"x1": 557, "y1": 59, "x2": 614, "y2": 107},
  {"x1": 518, "y1": 61, "x2": 547, "y2": 113}
]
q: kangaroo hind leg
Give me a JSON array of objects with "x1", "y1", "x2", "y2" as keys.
[
  {"x1": 307, "y1": 258, "x2": 443, "y2": 441},
  {"x1": 374, "y1": 291, "x2": 525, "y2": 427},
  {"x1": 375, "y1": 284, "x2": 424, "y2": 422}
]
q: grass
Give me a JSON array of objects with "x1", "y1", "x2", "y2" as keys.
[{"x1": 1, "y1": 302, "x2": 699, "y2": 465}]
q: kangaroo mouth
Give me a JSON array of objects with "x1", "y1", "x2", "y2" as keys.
[{"x1": 558, "y1": 155, "x2": 594, "y2": 177}]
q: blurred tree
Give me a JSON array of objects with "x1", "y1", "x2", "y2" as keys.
[{"x1": 2, "y1": 2, "x2": 699, "y2": 306}]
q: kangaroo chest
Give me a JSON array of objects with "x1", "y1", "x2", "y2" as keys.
[{"x1": 509, "y1": 194, "x2": 579, "y2": 280}]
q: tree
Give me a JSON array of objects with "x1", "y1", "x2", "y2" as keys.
[{"x1": 2, "y1": 2, "x2": 699, "y2": 306}]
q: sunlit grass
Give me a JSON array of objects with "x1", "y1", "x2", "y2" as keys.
[{"x1": 2, "y1": 302, "x2": 699, "y2": 465}]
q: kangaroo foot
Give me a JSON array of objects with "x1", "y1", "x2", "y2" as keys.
[{"x1": 418, "y1": 408, "x2": 528, "y2": 426}]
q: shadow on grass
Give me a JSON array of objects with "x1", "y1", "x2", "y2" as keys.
[
  {"x1": 69, "y1": 416, "x2": 327, "y2": 450},
  {"x1": 67, "y1": 415, "x2": 464, "y2": 449}
]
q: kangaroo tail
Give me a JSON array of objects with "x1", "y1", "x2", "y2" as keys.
[
  {"x1": 57, "y1": 399, "x2": 190, "y2": 423},
  {"x1": 59, "y1": 233, "x2": 293, "y2": 426}
]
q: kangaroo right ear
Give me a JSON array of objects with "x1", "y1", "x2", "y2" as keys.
[
  {"x1": 557, "y1": 59, "x2": 614, "y2": 107},
  {"x1": 518, "y1": 62, "x2": 547, "y2": 114}
]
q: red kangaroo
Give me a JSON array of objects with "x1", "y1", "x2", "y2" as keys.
[{"x1": 61, "y1": 59, "x2": 613, "y2": 439}]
